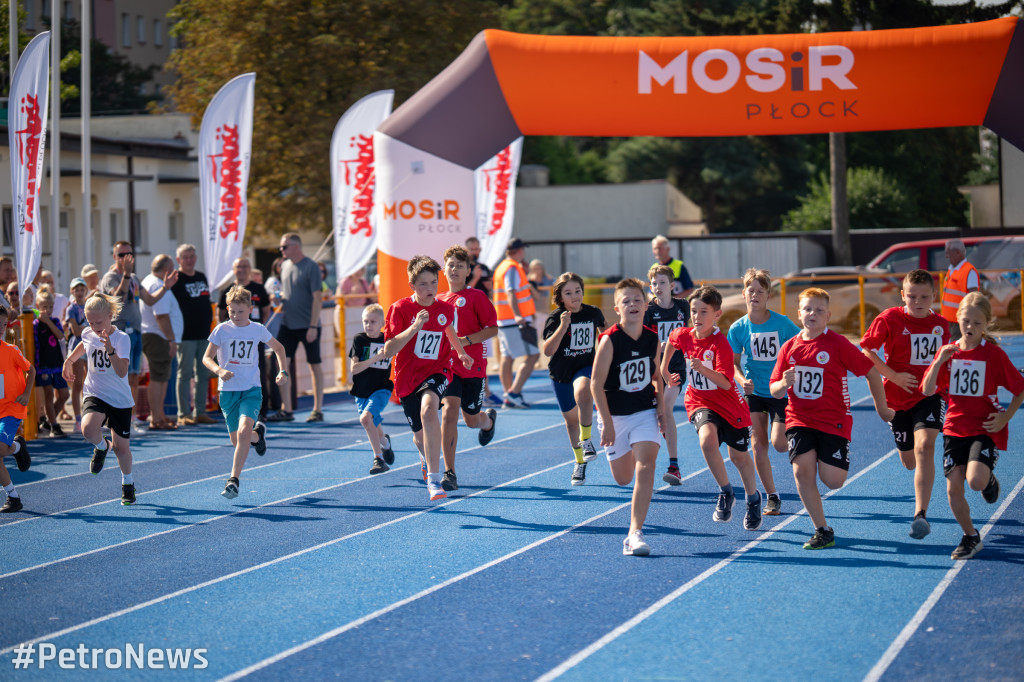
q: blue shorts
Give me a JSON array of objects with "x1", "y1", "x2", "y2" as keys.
[
  {"x1": 36, "y1": 371, "x2": 68, "y2": 389},
  {"x1": 0, "y1": 416, "x2": 22, "y2": 446},
  {"x1": 219, "y1": 386, "x2": 263, "y2": 432},
  {"x1": 355, "y1": 389, "x2": 392, "y2": 428},
  {"x1": 128, "y1": 329, "x2": 143, "y2": 375},
  {"x1": 551, "y1": 366, "x2": 592, "y2": 413}
]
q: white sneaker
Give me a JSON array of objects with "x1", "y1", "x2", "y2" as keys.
[
  {"x1": 580, "y1": 439, "x2": 598, "y2": 462},
  {"x1": 623, "y1": 530, "x2": 650, "y2": 556},
  {"x1": 427, "y1": 480, "x2": 446, "y2": 501},
  {"x1": 130, "y1": 420, "x2": 148, "y2": 436}
]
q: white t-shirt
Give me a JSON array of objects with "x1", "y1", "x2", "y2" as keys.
[
  {"x1": 140, "y1": 273, "x2": 173, "y2": 339},
  {"x1": 81, "y1": 327, "x2": 135, "y2": 408},
  {"x1": 208, "y1": 321, "x2": 272, "y2": 392}
]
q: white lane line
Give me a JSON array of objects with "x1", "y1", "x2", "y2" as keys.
[
  {"x1": 862, "y1": 471, "x2": 1024, "y2": 682},
  {"x1": 535, "y1": 447, "x2": 899, "y2": 682}
]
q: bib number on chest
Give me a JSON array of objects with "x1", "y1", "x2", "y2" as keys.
[
  {"x1": 909, "y1": 334, "x2": 939, "y2": 366},
  {"x1": 90, "y1": 347, "x2": 112, "y2": 373},
  {"x1": 950, "y1": 359, "x2": 985, "y2": 397},
  {"x1": 227, "y1": 339, "x2": 257, "y2": 366},
  {"x1": 569, "y1": 323, "x2": 594, "y2": 351},
  {"x1": 749, "y1": 331, "x2": 780, "y2": 361},
  {"x1": 414, "y1": 330, "x2": 443, "y2": 360},
  {"x1": 793, "y1": 366, "x2": 824, "y2": 400},
  {"x1": 369, "y1": 342, "x2": 390, "y2": 370},
  {"x1": 618, "y1": 358, "x2": 650, "y2": 393},
  {"x1": 657, "y1": 320, "x2": 684, "y2": 344},
  {"x1": 687, "y1": 360, "x2": 715, "y2": 391}
]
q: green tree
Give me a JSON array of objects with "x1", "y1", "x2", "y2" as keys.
[
  {"x1": 165, "y1": 0, "x2": 497, "y2": 238},
  {"x1": 782, "y1": 167, "x2": 917, "y2": 232}
]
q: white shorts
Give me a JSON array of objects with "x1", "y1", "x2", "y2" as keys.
[
  {"x1": 498, "y1": 324, "x2": 538, "y2": 358},
  {"x1": 597, "y1": 409, "x2": 660, "y2": 462}
]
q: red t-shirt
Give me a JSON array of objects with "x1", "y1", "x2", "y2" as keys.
[
  {"x1": 771, "y1": 329, "x2": 875, "y2": 440},
  {"x1": 860, "y1": 306, "x2": 950, "y2": 412},
  {"x1": 668, "y1": 327, "x2": 751, "y2": 429},
  {"x1": 437, "y1": 287, "x2": 497, "y2": 379},
  {"x1": 928, "y1": 340, "x2": 1024, "y2": 450},
  {"x1": 0, "y1": 341, "x2": 31, "y2": 420},
  {"x1": 383, "y1": 296, "x2": 456, "y2": 399}
]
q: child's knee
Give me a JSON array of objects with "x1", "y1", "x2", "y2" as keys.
[{"x1": 359, "y1": 411, "x2": 375, "y2": 428}]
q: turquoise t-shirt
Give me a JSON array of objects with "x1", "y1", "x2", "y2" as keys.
[{"x1": 727, "y1": 311, "x2": 801, "y2": 398}]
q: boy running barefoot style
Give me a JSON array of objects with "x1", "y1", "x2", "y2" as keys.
[
  {"x1": 770, "y1": 288, "x2": 894, "y2": 550},
  {"x1": 349, "y1": 304, "x2": 397, "y2": 476},
  {"x1": 664, "y1": 286, "x2": 761, "y2": 530},
  {"x1": 921, "y1": 292, "x2": 1024, "y2": 560},
  {"x1": 860, "y1": 269, "x2": 949, "y2": 539},
  {"x1": 437, "y1": 245, "x2": 499, "y2": 491},
  {"x1": 62, "y1": 294, "x2": 140, "y2": 505},
  {"x1": 727, "y1": 268, "x2": 800, "y2": 516},
  {"x1": 203, "y1": 286, "x2": 289, "y2": 499},
  {"x1": 0, "y1": 306, "x2": 34, "y2": 513},
  {"x1": 592, "y1": 279, "x2": 664, "y2": 556},
  {"x1": 541, "y1": 272, "x2": 606, "y2": 486},
  {"x1": 644, "y1": 265, "x2": 690, "y2": 487},
  {"x1": 384, "y1": 255, "x2": 473, "y2": 502}
]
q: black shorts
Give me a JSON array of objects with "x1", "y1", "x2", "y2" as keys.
[
  {"x1": 82, "y1": 396, "x2": 133, "y2": 440},
  {"x1": 444, "y1": 375, "x2": 485, "y2": 415},
  {"x1": 400, "y1": 373, "x2": 450, "y2": 432},
  {"x1": 745, "y1": 394, "x2": 787, "y2": 424},
  {"x1": 942, "y1": 434, "x2": 999, "y2": 477},
  {"x1": 690, "y1": 408, "x2": 750, "y2": 452},
  {"x1": 787, "y1": 426, "x2": 850, "y2": 471},
  {"x1": 277, "y1": 325, "x2": 322, "y2": 365},
  {"x1": 890, "y1": 393, "x2": 945, "y2": 452}
]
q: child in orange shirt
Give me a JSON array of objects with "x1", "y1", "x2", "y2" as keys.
[{"x1": 0, "y1": 306, "x2": 35, "y2": 512}]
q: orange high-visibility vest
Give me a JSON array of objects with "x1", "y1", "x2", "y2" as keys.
[
  {"x1": 941, "y1": 260, "x2": 979, "y2": 322},
  {"x1": 493, "y1": 258, "x2": 536, "y2": 322}
]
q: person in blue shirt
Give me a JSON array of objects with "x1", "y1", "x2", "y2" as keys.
[{"x1": 727, "y1": 268, "x2": 800, "y2": 516}]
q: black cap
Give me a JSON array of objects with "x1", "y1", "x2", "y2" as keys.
[{"x1": 507, "y1": 237, "x2": 526, "y2": 251}]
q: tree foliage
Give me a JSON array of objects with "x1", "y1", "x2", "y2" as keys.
[
  {"x1": 164, "y1": 0, "x2": 497, "y2": 238},
  {"x1": 782, "y1": 167, "x2": 917, "y2": 232}
]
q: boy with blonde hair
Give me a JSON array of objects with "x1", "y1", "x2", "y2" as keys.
[{"x1": 349, "y1": 303, "x2": 396, "y2": 475}]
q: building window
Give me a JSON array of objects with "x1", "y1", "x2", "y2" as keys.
[
  {"x1": 169, "y1": 213, "x2": 184, "y2": 243},
  {"x1": 110, "y1": 210, "x2": 122, "y2": 247},
  {"x1": 154, "y1": 19, "x2": 163, "y2": 47},
  {"x1": 2, "y1": 207, "x2": 12, "y2": 254},
  {"x1": 24, "y1": 0, "x2": 34, "y2": 29},
  {"x1": 121, "y1": 13, "x2": 131, "y2": 47},
  {"x1": 63, "y1": 1, "x2": 72, "y2": 20},
  {"x1": 137, "y1": 16, "x2": 146, "y2": 44},
  {"x1": 133, "y1": 211, "x2": 148, "y2": 252}
]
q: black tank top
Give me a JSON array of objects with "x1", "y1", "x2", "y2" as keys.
[{"x1": 602, "y1": 324, "x2": 659, "y2": 416}]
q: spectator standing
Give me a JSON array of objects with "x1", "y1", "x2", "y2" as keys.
[
  {"x1": 465, "y1": 236, "x2": 493, "y2": 297},
  {"x1": 651, "y1": 234, "x2": 695, "y2": 298},
  {"x1": 493, "y1": 238, "x2": 538, "y2": 408},
  {"x1": 81, "y1": 264, "x2": 100, "y2": 294},
  {"x1": 941, "y1": 238, "x2": 980, "y2": 341},
  {"x1": 339, "y1": 267, "x2": 375, "y2": 307},
  {"x1": 140, "y1": 255, "x2": 181, "y2": 430},
  {"x1": 170, "y1": 244, "x2": 215, "y2": 425}
]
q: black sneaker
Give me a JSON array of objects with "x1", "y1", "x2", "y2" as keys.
[
  {"x1": 478, "y1": 408, "x2": 498, "y2": 446},
  {"x1": 12, "y1": 436, "x2": 30, "y2": 472},
  {"x1": 982, "y1": 474, "x2": 1000, "y2": 504},
  {"x1": 764, "y1": 493, "x2": 782, "y2": 516},
  {"x1": 253, "y1": 421, "x2": 267, "y2": 456},
  {"x1": 713, "y1": 489, "x2": 735, "y2": 523},
  {"x1": 744, "y1": 492, "x2": 763, "y2": 531},
  {"x1": 369, "y1": 456, "x2": 390, "y2": 475},
  {"x1": 222, "y1": 477, "x2": 239, "y2": 499},
  {"x1": 38, "y1": 417, "x2": 50, "y2": 433},
  {"x1": 380, "y1": 434, "x2": 395, "y2": 465},
  {"x1": 441, "y1": 470, "x2": 459, "y2": 491},
  {"x1": 571, "y1": 461, "x2": 587, "y2": 486},
  {"x1": 803, "y1": 526, "x2": 835, "y2": 550},
  {"x1": 1, "y1": 495, "x2": 23, "y2": 513},
  {"x1": 266, "y1": 410, "x2": 294, "y2": 422},
  {"x1": 951, "y1": 533, "x2": 983, "y2": 560},
  {"x1": 121, "y1": 483, "x2": 136, "y2": 505},
  {"x1": 49, "y1": 422, "x2": 67, "y2": 439},
  {"x1": 909, "y1": 512, "x2": 931, "y2": 540},
  {"x1": 90, "y1": 439, "x2": 110, "y2": 475}
]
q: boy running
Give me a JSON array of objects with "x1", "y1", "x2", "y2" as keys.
[
  {"x1": 592, "y1": 279, "x2": 664, "y2": 556},
  {"x1": 437, "y1": 245, "x2": 499, "y2": 491},
  {"x1": 203, "y1": 285, "x2": 289, "y2": 499},
  {"x1": 664, "y1": 286, "x2": 761, "y2": 530},
  {"x1": 861, "y1": 269, "x2": 949, "y2": 539},
  {"x1": 0, "y1": 306, "x2": 33, "y2": 512},
  {"x1": 770, "y1": 287, "x2": 893, "y2": 549},
  {"x1": 383, "y1": 255, "x2": 473, "y2": 501},
  {"x1": 645, "y1": 264, "x2": 690, "y2": 486},
  {"x1": 727, "y1": 268, "x2": 800, "y2": 516},
  {"x1": 350, "y1": 303, "x2": 396, "y2": 475}
]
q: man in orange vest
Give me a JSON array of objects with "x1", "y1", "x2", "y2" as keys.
[
  {"x1": 941, "y1": 238, "x2": 980, "y2": 341},
  {"x1": 493, "y1": 238, "x2": 538, "y2": 408}
]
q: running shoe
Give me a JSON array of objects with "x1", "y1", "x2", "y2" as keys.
[
  {"x1": 478, "y1": 409, "x2": 498, "y2": 446},
  {"x1": 305, "y1": 410, "x2": 324, "y2": 423},
  {"x1": 485, "y1": 394, "x2": 503, "y2": 407},
  {"x1": 253, "y1": 421, "x2": 267, "y2": 456},
  {"x1": 427, "y1": 480, "x2": 447, "y2": 501},
  {"x1": 12, "y1": 436, "x2": 29, "y2": 472},
  {"x1": 764, "y1": 493, "x2": 782, "y2": 516},
  {"x1": 441, "y1": 470, "x2": 459, "y2": 491},
  {"x1": 909, "y1": 512, "x2": 931, "y2": 540},
  {"x1": 506, "y1": 392, "x2": 530, "y2": 408},
  {"x1": 622, "y1": 530, "x2": 650, "y2": 556},
  {"x1": 713, "y1": 489, "x2": 735, "y2": 523},
  {"x1": 121, "y1": 483, "x2": 136, "y2": 506},
  {"x1": 90, "y1": 439, "x2": 110, "y2": 475},
  {"x1": 221, "y1": 477, "x2": 239, "y2": 499},
  {"x1": 744, "y1": 491, "x2": 763, "y2": 531},
  {"x1": 266, "y1": 410, "x2": 294, "y2": 422},
  {"x1": 662, "y1": 464, "x2": 682, "y2": 486},
  {"x1": 38, "y1": 417, "x2": 50, "y2": 433},
  {"x1": 49, "y1": 423, "x2": 68, "y2": 439},
  {"x1": 380, "y1": 434, "x2": 395, "y2": 465},
  {"x1": 803, "y1": 526, "x2": 835, "y2": 550},
  {"x1": 502, "y1": 395, "x2": 515, "y2": 409},
  {"x1": 951, "y1": 533, "x2": 983, "y2": 560},
  {"x1": 130, "y1": 420, "x2": 148, "y2": 437},
  {"x1": 369, "y1": 456, "x2": 389, "y2": 475},
  {"x1": 982, "y1": 474, "x2": 1000, "y2": 504},
  {"x1": 571, "y1": 461, "x2": 587, "y2": 486},
  {"x1": 1, "y1": 496, "x2": 23, "y2": 513},
  {"x1": 581, "y1": 439, "x2": 598, "y2": 462}
]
